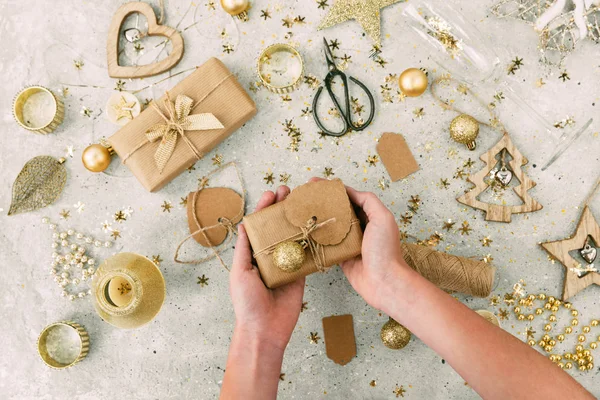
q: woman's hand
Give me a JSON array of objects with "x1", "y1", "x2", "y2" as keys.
[{"x1": 229, "y1": 186, "x2": 305, "y2": 351}]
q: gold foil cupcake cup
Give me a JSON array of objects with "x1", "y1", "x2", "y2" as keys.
[
  {"x1": 257, "y1": 43, "x2": 304, "y2": 94},
  {"x1": 37, "y1": 321, "x2": 89, "y2": 369},
  {"x1": 92, "y1": 252, "x2": 166, "y2": 329},
  {"x1": 13, "y1": 86, "x2": 64, "y2": 134}
]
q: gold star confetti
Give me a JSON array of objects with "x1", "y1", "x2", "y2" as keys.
[
  {"x1": 114, "y1": 79, "x2": 126, "y2": 91},
  {"x1": 102, "y1": 221, "x2": 112, "y2": 232},
  {"x1": 507, "y1": 56, "x2": 523, "y2": 75},
  {"x1": 281, "y1": 94, "x2": 292, "y2": 102},
  {"x1": 400, "y1": 212, "x2": 412, "y2": 225},
  {"x1": 317, "y1": 0, "x2": 328, "y2": 9},
  {"x1": 498, "y1": 308, "x2": 509, "y2": 320},
  {"x1": 133, "y1": 42, "x2": 144, "y2": 52},
  {"x1": 61, "y1": 87, "x2": 69, "y2": 97},
  {"x1": 493, "y1": 91, "x2": 505, "y2": 102},
  {"x1": 117, "y1": 282, "x2": 131, "y2": 295},
  {"x1": 73, "y1": 201, "x2": 85, "y2": 213},
  {"x1": 59, "y1": 209, "x2": 71, "y2": 220},
  {"x1": 301, "y1": 302, "x2": 308, "y2": 312},
  {"x1": 260, "y1": 9, "x2": 271, "y2": 19},
  {"x1": 81, "y1": 106, "x2": 92, "y2": 118},
  {"x1": 526, "y1": 326, "x2": 536, "y2": 339},
  {"x1": 439, "y1": 178, "x2": 450, "y2": 189},
  {"x1": 304, "y1": 74, "x2": 321, "y2": 89},
  {"x1": 374, "y1": 56, "x2": 388, "y2": 67},
  {"x1": 393, "y1": 385, "x2": 406, "y2": 398},
  {"x1": 279, "y1": 173, "x2": 291, "y2": 184},
  {"x1": 413, "y1": 107, "x2": 425, "y2": 119},
  {"x1": 369, "y1": 380, "x2": 377, "y2": 387},
  {"x1": 409, "y1": 195, "x2": 420, "y2": 209},
  {"x1": 458, "y1": 221, "x2": 472, "y2": 235},
  {"x1": 503, "y1": 293, "x2": 515, "y2": 306},
  {"x1": 482, "y1": 254, "x2": 494, "y2": 264},
  {"x1": 73, "y1": 59, "x2": 84, "y2": 70},
  {"x1": 198, "y1": 176, "x2": 209, "y2": 188},
  {"x1": 559, "y1": 71, "x2": 570, "y2": 82},
  {"x1": 512, "y1": 56, "x2": 524, "y2": 67},
  {"x1": 323, "y1": 167, "x2": 335, "y2": 178},
  {"x1": 152, "y1": 255, "x2": 163, "y2": 265},
  {"x1": 211, "y1": 154, "x2": 223, "y2": 166},
  {"x1": 457, "y1": 84, "x2": 468, "y2": 94},
  {"x1": 282, "y1": 16, "x2": 294, "y2": 28},
  {"x1": 366, "y1": 154, "x2": 379, "y2": 166},
  {"x1": 264, "y1": 172, "x2": 275, "y2": 185},
  {"x1": 111, "y1": 230, "x2": 121, "y2": 240},
  {"x1": 328, "y1": 39, "x2": 340, "y2": 50},
  {"x1": 161, "y1": 200, "x2": 173, "y2": 213},
  {"x1": 223, "y1": 44, "x2": 234, "y2": 54},
  {"x1": 300, "y1": 107, "x2": 312, "y2": 118},
  {"x1": 489, "y1": 296, "x2": 500, "y2": 306},
  {"x1": 112, "y1": 96, "x2": 136, "y2": 121},
  {"x1": 535, "y1": 78, "x2": 546, "y2": 87},
  {"x1": 180, "y1": 197, "x2": 188, "y2": 207},
  {"x1": 481, "y1": 236, "x2": 493, "y2": 247},
  {"x1": 453, "y1": 168, "x2": 466, "y2": 180},
  {"x1": 279, "y1": 373, "x2": 285, "y2": 381},
  {"x1": 206, "y1": 1, "x2": 215, "y2": 10},
  {"x1": 463, "y1": 158, "x2": 476, "y2": 169},
  {"x1": 114, "y1": 210, "x2": 126, "y2": 222},
  {"x1": 309, "y1": 332, "x2": 321, "y2": 344},
  {"x1": 340, "y1": 53, "x2": 352, "y2": 63},
  {"x1": 197, "y1": 274, "x2": 209, "y2": 287},
  {"x1": 442, "y1": 219, "x2": 455, "y2": 231},
  {"x1": 378, "y1": 177, "x2": 389, "y2": 191}
]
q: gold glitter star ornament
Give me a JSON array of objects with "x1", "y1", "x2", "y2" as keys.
[
  {"x1": 105, "y1": 92, "x2": 141, "y2": 126},
  {"x1": 318, "y1": 0, "x2": 404, "y2": 44}
]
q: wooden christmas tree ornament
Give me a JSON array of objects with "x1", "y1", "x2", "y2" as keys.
[
  {"x1": 540, "y1": 206, "x2": 600, "y2": 301},
  {"x1": 457, "y1": 133, "x2": 542, "y2": 222},
  {"x1": 107, "y1": 2, "x2": 184, "y2": 79}
]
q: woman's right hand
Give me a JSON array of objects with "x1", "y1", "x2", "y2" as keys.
[{"x1": 340, "y1": 186, "x2": 415, "y2": 313}]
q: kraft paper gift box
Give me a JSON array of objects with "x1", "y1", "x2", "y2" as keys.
[
  {"x1": 108, "y1": 58, "x2": 256, "y2": 192},
  {"x1": 243, "y1": 179, "x2": 363, "y2": 289}
]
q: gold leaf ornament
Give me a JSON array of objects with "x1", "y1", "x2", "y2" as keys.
[{"x1": 8, "y1": 156, "x2": 67, "y2": 215}]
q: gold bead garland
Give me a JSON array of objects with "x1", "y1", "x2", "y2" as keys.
[{"x1": 512, "y1": 293, "x2": 598, "y2": 372}]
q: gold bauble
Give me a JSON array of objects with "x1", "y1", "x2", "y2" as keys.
[
  {"x1": 449, "y1": 114, "x2": 479, "y2": 150},
  {"x1": 398, "y1": 68, "x2": 428, "y2": 97},
  {"x1": 380, "y1": 318, "x2": 411, "y2": 349},
  {"x1": 272, "y1": 241, "x2": 305, "y2": 272},
  {"x1": 82, "y1": 144, "x2": 111, "y2": 172},
  {"x1": 220, "y1": 0, "x2": 249, "y2": 19}
]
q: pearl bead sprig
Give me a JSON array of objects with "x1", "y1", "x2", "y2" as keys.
[{"x1": 42, "y1": 217, "x2": 112, "y2": 301}]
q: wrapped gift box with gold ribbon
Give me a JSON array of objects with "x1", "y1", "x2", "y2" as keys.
[
  {"x1": 243, "y1": 179, "x2": 363, "y2": 289},
  {"x1": 108, "y1": 58, "x2": 256, "y2": 192}
]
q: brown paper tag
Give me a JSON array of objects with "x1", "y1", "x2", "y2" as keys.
[
  {"x1": 377, "y1": 132, "x2": 419, "y2": 181},
  {"x1": 283, "y1": 179, "x2": 352, "y2": 245},
  {"x1": 186, "y1": 187, "x2": 243, "y2": 247},
  {"x1": 322, "y1": 314, "x2": 356, "y2": 366}
]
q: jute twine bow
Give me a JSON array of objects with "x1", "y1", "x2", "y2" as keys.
[
  {"x1": 174, "y1": 162, "x2": 245, "y2": 270},
  {"x1": 253, "y1": 217, "x2": 349, "y2": 272},
  {"x1": 121, "y1": 73, "x2": 233, "y2": 171}
]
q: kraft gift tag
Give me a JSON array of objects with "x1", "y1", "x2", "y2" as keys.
[
  {"x1": 322, "y1": 314, "x2": 356, "y2": 366},
  {"x1": 377, "y1": 132, "x2": 419, "y2": 181}
]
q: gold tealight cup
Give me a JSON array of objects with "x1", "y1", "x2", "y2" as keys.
[
  {"x1": 13, "y1": 86, "x2": 64, "y2": 134},
  {"x1": 37, "y1": 321, "x2": 89, "y2": 369}
]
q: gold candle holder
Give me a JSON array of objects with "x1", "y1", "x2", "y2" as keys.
[
  {"x1": 257, "y1": 43, "x2": 304, "y2": 94},
  {"x1": 37, "y1": 321, "x2": 89, "y2": 369},
  {"x1": 13, "y1": 86, "x2": 64, "y2": 134}
]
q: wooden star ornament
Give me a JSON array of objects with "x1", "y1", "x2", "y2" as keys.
[
  {"x1": 540, "y1": 206, "x2": 600, "y2": 301},
  {"x1": 317, "y1": 0, "x2": 404, "y2": 44}
]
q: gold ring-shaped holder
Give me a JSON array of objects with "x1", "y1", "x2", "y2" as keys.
[
  {"x1": 13, "y1": 86, "x2": 64, "y2": 134},
  {"x1": 257, "y1": 43, "x2": 304, "y2": 94},
  {"x1": 37, "y1": 321, "x2": 89, "y2": 369}
]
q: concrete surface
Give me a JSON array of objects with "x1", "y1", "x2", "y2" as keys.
[{"x1": 1, "y1": 0, "x2": 600, "y2": 398}]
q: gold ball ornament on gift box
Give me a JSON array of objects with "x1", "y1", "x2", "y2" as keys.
[
  {"x1": 82, "y1": 144, "x2": 113, "y2": 173},
  {"x1": 380, "y1": 318, "x2": 411, "y2": 349},
  {"x1": 449, "y1": 114, "x2": 479, "y2": 150},
  {"x1": 272, "y1": 241, "x2": 305, "y2": 273},
  {"x1": 398, "y1": 68, "x2": 428, "y2": 97},
  {"x1": 220, "y1": 0, "x2": 249, "y2": 21}
]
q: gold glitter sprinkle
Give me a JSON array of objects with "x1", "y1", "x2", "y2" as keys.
[
  {"x1": 264, "y1": 173, "x2": 275, "y2": 185},
  {"x1": 279, "y1": 173, "x2": 291, "y2": 184},
  {"x1": 73, "y1": 59, "x2": 84, "y2": 70},
  {"x1": 180, "y1": 197, "x2": 188, "y2": 207},
  {"x1": 393, "y1": 385, "x2": 406, "y2": 398},
  {"x1": 114, "y1": 210, "x2": 126, "y2": 222},
  {"x1": 317, "y1": 0, "x2": 328, "y2": 9},
  {"x1": 81, "y1": 106, "x2": 92, "y2": 118},
  {"x1": 197, "y1": 274, "x2": 209, "y2": 287},
  {"x1": 559, "y1": 71, "x2": 570, "y2": 82},
  {"x1": 481, "y1": 236, "x2": 493, "y2": 247},
  {"x1": 309, "y1": 332, "x2": 321, "y2": 344},
  {"x1": 426, "y1": 16, "x2": 462, "y2": 58},
  {"x1": 536, "y1": 78, "x2": 546, "y2": 87},
  {"x1": 526, "y1": 326, "x2": 536, "y2": 339},
  {"x1": 453, "y1": 168, "x2": 466, "y2": 180},
  {"x1": 440, "y1": 178, "x2": 450, "y2": 189},
  {"x1": 260, "y1": 9, "x2": 271, "y2": 19},
  {"x1": 413, "y1": 107, "x2": 425, "y2": 119},
  {"x1": 366, "y1": 154, "x2": 379, "y2": 166},
  {"x1": 323, "y1": 167, "x2": 335, "y2": 178},
  {"x1": 161, "y1": 200, "x2": 173, "y2": 213},
  {"x1": 294, "y1": 15, "x2": 306, "y2": 24},
  {"x1": 498, "y1": 309, "x2": 509, "y2": 320},
  {"x1": 489, "y1": 296, "x2": 500, "y2": 306},
  {"x1": 114, "y1": 80, "x2": 126, "y2": 91},
  {"x1": 223, "y1": 44, "x2": 234, "y2": 54},
  {"x1": 400, "y1": 212, "x2": 413, "y2": 225},
  {"x1": 282, "y1": 16, "x2": 294, "y2": 28},
  {"x1": 503, "y1": 293, "x2": 515, "y2": 306},
  {"x1": 374, "y1": 56, "x2": 388, "y2": 67},
  {"x1": 442, "y1": 219, "x2": 455, "y2": 231},
  {"x1": 304, "y1": 74, "x2": 321, "y2": 89},
  {"x1": 369, "y1": 380, "x2": 377, "y2": 387},
  {"x1": 328, "y1": 39, "x2": 340, "y2": 50},
  {"x1": 378, "y1": 177, "x2": 389, "y2": 191},
  {"x1": 206, "y1": 1, "x2": 215, "y2": 10},
  {"x1": 59, "y1": 209, "x2": 71, "y2": 220},
  {"x1": 463, "y1": 158, "x2": 476, "y2": 169},
  {"x1": 111, "y1": 230, "x2": 121, "y2": 240},
  {"x1": 152, "y1": 255, "x2": 163, "y2": 265},
  {"x1": 211, "y1": 154, "x2": 223, "y2": 166},
  {"x1": 457, "y1": 84, "x2": 468, "y2": 95},
  {"x1": 458, "y1": 221, "x2": 472, "y2": 235}
]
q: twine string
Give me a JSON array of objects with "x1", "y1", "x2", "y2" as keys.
[{"x1": 174, "y1": 162, "x2": 246, "y2": 269}]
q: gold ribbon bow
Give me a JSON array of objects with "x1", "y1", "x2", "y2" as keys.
[{"x1": 146, "y1": 93, "x2": 224, "y2": 173}]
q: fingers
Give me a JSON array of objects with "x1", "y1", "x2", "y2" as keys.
[
  {"x1": 232, "y1": 224, "x2": 253, "y2": 271},
  {"x1": 345, "y1": 186, "x2": 391, "y2": 222},
  {"x1": 275, "y1": 185, "x2": 290, "y2": 202},
  {"x1": 255, "y1": 190, "x2": 276, "y2": 212}
]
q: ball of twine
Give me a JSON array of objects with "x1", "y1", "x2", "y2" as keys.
[{"x1": 401, "y1": 243, "x2": 494, "y2": 297}]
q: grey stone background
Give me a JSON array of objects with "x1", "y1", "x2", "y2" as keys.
[{"x1": 1, "y1": 0, "x2": 599, "y2": 398}]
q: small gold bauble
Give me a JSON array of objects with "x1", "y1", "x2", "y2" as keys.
[
  {"x1": 583, "y1": 326, "x2": 591, "y2": 333},
  {"x1": 565, "y1": 362, "x2": 573, "y2": 369},
  {"x1": 578, "y1": 335, "x2": 587, "y2": 343},
  {"x1": 572, "y1": 318, "x2": 579, "y2": 326},
  {"x1": 571, "y1": 310, "x2": 579, "y2": 317},
  {"x1": 449, "y1": 114, "x2": 479, "y2": 150},
  {"x1": 544, "y1": 345, "x2": 553, "y2": 352},
  {"x1": 535, "y1": 308, "x2": 543, "y2": 315},
  {"x1": 542, "y1": 334, "x2": 550, "y2": 341},
  {"x1": 82, "y1": 144, "x2": 112, "y2": 173},
  {"x1": 272, "y1": 241, "x2": 305, "y2": 272},
  {"x1": 576, "y1": 344, "x2": 584, "y2": 352},
  {"x1": 565, "y1": 327, "x2": 573, "y2": 334},
  {"x1": 590, "y1": 342, "x2": 598, "y2": 349},
  {"x1": 538, "y1": 293, "x2": 546, "y2": 300},
  {"x1": 592, "y1": 319, "x2": 599, "y2": 327},
  {"x1": 551, "y1": 306, "x2": 559, "y2": 312},
  {"x1": 544, "y1": 324, "x2": 552, "y2": 332},
  {"x1": 220, "y1": 0, "x2": 249, "y2": 19},
  {"x1": 398, "y1": 68, "x2": 428, "y2": 97},
  {"x1": 380, "y1": 318, "x2": 411, "y2": 350},
  {"x1": 549, "y1": 315, "x2": 557, "y2": 322},
  {"x1": 528, "y1": 339, "x2": 536, "y2": 346},
  {"x1": 557, "y1": 334, "x2": 565, "y2": 342},
  {"x1": 548, "y1": 339, "x2": 556, "y2": 346},
  {"x1": 514, "y1": 306, "x2": 521, "y2": 314},
  {"x1": 517, "y1": 314, "x2": 525, "y2": 321},
  {"x1": 588, "y1": 363, "x2": 594, "y2": 370},
  {"x1": 527, "y1": 314, "x2": 535, "y2": 321}
]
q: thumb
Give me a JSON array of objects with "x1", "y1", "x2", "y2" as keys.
[{"x1": 232, "y1": 224, "x2": 253, "y2": 272}]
